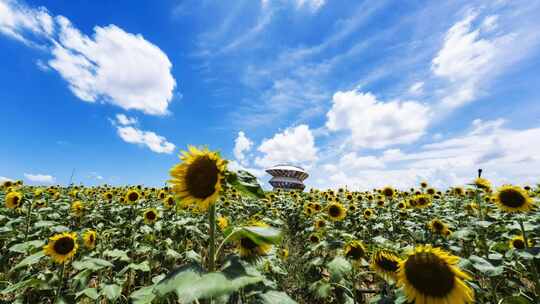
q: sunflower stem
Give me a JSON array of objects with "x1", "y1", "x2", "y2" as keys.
[
  {"x1": 23, "y1": 199, "x2": 33, "y2": 242},
  {"x1": 518, "y1": 218, "x2": 540, "y2": 297},
  {"x1": 208, "y1": 203, "x2": 216, "y2": 272},
  {"x1": 53, "y1": 262, "x2": 65, "y2": 304}
]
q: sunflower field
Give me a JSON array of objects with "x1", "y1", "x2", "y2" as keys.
[{"x1": 1, "y1": 147, "x2": 540, "y2": 304}]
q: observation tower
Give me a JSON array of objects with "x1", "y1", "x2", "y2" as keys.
[{"x1": 265, "y1": 164, "x2": 309, "y2": 191}]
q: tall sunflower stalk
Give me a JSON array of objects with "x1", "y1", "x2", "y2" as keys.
[
  {"x1": 170, "y1": 146, "x2": 227, "y2": 272},
  {"x1": 23, "y1": 196, "x2": 33, "y2": 241},
  {"x1": 518, "y1": 217, "x2": 540, "y2": 296}
]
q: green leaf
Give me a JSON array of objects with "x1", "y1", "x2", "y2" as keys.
[
  {"x1": 469, "y1": 255, "x2": 504, "y2": 276},
  {"x1": 1, "y1": 278, "x2": 45, "y2": 295},
  {"x1": 103, "y1": 249, "x2": 130, "y2": 262},
  {"x1": 120, "y1": 261, "x2": 150, "y2": 275},
  {"x1": 309, "y1": 281, "x2": 332, "y2": 299},
  {"x1": 501, "y1": 295, "x2": 533, "y2": 304},
  {"x1": 258, "y1": 291, "x2": 297, "y2": 304},
  {"x1": 33, "y1": 220, "x2": 57, "y2": 228},
  {"x1": 166, "y1": 248, "x2": 182, "y2": 259},
  {"x1": 154, "y1": 263, "x2": 204, "y2": 296},
  {"x1": 101, "y1": 284, "x2": 122, "y2": 301},
  {"x1": 225, "y1": 225, "x2": 282, "y2": 246},
  {"x1": 130, "y1": 286, "x2": 156, "y2": 304},
  {"x1": 327, "y1": 256, "x2": 352, "y2": 282},
  {"x1": 73, "y1": 257, "x2": 114, "y2": 271},
  {"x1": 12, "y1": 251, "x2": 45, "y2": 270},
  {"x1": 9, "y1": 240, "x2": 45, "y2": 253},
  {"x1": 76, "y1": 288, "x2": 99, "y2": 300}
]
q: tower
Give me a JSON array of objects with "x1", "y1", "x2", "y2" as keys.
[{"x1": 265, "y1": 164, "x2": 309, "y2": 191}]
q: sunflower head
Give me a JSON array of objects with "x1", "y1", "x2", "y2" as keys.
[
  {"x1": 509, "y1": 235, "x2": 533, "y2": 250},
  {"x1": 236, "y1": 222, "x2": 272, "y2": 258},
  {"x1": 103, "y1": 192, "x2": 114, "y2": 201},
  {"x1": 71, "y1": 201, "x2": 84, "y2": 217},
  {"x1": 420, "y1": 182, "x2": 428, "y2": 188},
  {"x1": 5, "y1": 191, "x2": 23, "y2": 209},
  {"x1": 309, "y1": 233, "x2": 321, "y2": 244},
  {"x1": 397, "y1": 245, "x2": 474, "y2": 304},
  {"x1": 494, "y1": 185, "x2": 534, "y2": 213},
  {"x1": 125, "y1": 189, "x2": 140, "y2": 203},
  {"x1": 412, "y1": 194, "x2": 432, "y2": 208},
  {"x1": 382, "y1": 186, "x2": 395, "y2": 197},
  {"x1": 43, "y1": 232, "x2": 79, "y2": 264},
  {"x1": 314, "y1": 219, "x2": 326, "y2": 230},
  {"x1": 363, "y1": 208, "x2": 375, "y2": 219},
  {"x1": 474, "y1": 177, "x2": 491, "y2": 191},
  {"x1": 429, "y1": 219, "x2": 447, "y2": 234},
  {"x1": 344, "y1": 240, "x2": 366, "y2": 261},
  {"x1": 327, "y1": 202, "x2": 347, "y2": 221},
  {"x1": 397, "y1": 201, "x2": 407, "y2": 210},
  {"x1": 426, "y1": 187, "x2": 436, "y2": 195},
  {"x1": 82, "y1": 230, "x2": 97, "y2": 249},
  {"x1": 163, "y1": 195, "x2": 176, "y2": 209},
  {"x1": 143, "y1": 208, "x2": 159, "y2": 225},
  {"x1": 169, "y1": 146, "x2": 227, "y2": 212},
  {"x1": 371, "y1": 250, "x2": 402, "y2": 282}
]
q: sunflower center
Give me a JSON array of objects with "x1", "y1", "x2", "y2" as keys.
[
  {"x1": 317, "y1": 221, "x2": 326, "y2": 228},
  {"x1": 328, "y1": 205, "x2": 342, "y2": 217},
  {"x1": 89, "y1": 234, "x2": 95, "y2": 243},
  {"x1": 433, "y1": 221, "x2": 444, "y2": 231},
  {"x1": 498, "y1": 189, "x2": 526, "y2": 208},
  {"x1": 12, "y1": 196, "x2": 20, "y2": 205},
  {"x1": 310, "y1": 235, "x2": 319, "y2": 243},
  {"x1": 377, "y1": 256, "x2": 399, "y2": 272},
  {"x1": 53, "y1": 237, "x2": 75, "y2": 255},
  {"x1": 240, "y1": 237, "x2": 258, "y2": 250},
  {"x1": 128, "y1": 192, "x2": 139, "y2": 201},
  {"x1": 185, "y1": 156, "x2": 219, "y2": 199},
  {"x1": 346, "y1": 245, "x2": 365, "y2": 260},
  {"x1": 512, "y1": 239, "x2": 525, "y2": 249},
  {"x1": 404, "y1": 252, "x2": 455, "y2": 298},
  {"x1": 383, "y1": 189, "x2": 394, "y2": 197},
  {"x1": 146, "y1": 211, "x2": 156, "y2": 221}
]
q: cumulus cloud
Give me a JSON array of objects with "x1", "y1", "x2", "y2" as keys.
[
  {"x1": 0, "y1": 0, "x2": 176, "y2": 115},
  {"x1": 233, "y1": 131, "x2": 253, "y2": 165},
  {"x1": 24, "y1": 173, "x2": 55, "y2": 184},
  {"x1": 326, "y1": 90, "x2": 430, "y2": 148},
  {"x1": 312, "y1": 118, "x2": 540, "y2": 190},
  {"x1": 255, "y1": 124, "x2": 318, "y2": 168},
  {"x1": 113, "y1": 115, "x2": 175, "y2": 154}
]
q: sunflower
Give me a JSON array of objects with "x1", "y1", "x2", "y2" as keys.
[
  {"x1": 309, "y1": 233, "x2": 321, "y2": 244},
  {"x1": 344, "y1": 240, "x2": 366, "y2": 261},
  {"x1": 371, "y1": 250, "x2": 402, "y2": 282},
  {"x1": 473, "y1": 177, "x2": 491, "y2": 191},
  {"x1": 363, "y1": 208, "x2": 375, "y2": 219},
  {"x1": 280, "y1": 248, "x2": 289, "y2": 259},
  {"x1": 71, "y1": 201, "x2": 84, "y2": 217},
  {"x1": 382, "y1": 186, "x2": 395, "y2": 197},
  {"x1": 397, "y1": 245, "x2": 474, "y2": 304},
  {"x1": 217, "y1": 216, "x2": 229, "y2": 230},
  {"x1": 143, "y1": 208, "x2": 159, "y2": 225},
  {"x1": 2, "y1": 180, "x2": 13, "y2": 188},
  {"x1": 237, "y1": 222, "x2": 272, "y2": 258},
  {"x1": 327, "y1": 202, "x2": 347, "y2": 221},
  {"x1": 413, "y1": 194, "x2": 432, "y2": 208},
  {"x1": 509, "y1": 235, "x2": 533, "y2": 250},
  {"x1": 125, "y1": 189, "x2": 140, "y2": 203},
  {"x1": 314, "y1": 219, "x2": 326, "y2": 230},
  {"x1": 169, "y1": 146, "x2": 227, "y2": 212},
  {"x1": 43, "y1": 232, "x2": 79, "y2": 264},
  {"x1": 493, "y1": 185, "x2": 534, "y2": 213},
  {"x1": 5, "y1": 191, "x2": 23, "y2": 209},
  {"x1": 82, "y1": 230, "x2": 97, "y2": 249},
  {"x1": 103, "y1": 191, "x2": 113, "y2": 201},
  {"x1": 429, "y1": 219, "x2": 448, "y2": 235},
  {"x1": 397, "y1": 201, "x2": 407, "y2": 210},
  {"x1": 376, "y1": 200, "x2": 385, "y2": 207},
  {"x1": 163, "y1": 195, "x2": 176, "y2": 209},
  {"x1": 426, "y1": 188, "x2": 436, "y2": 195},
  {"x1": 313, "y1": 203, "x2": 322, "y2": 212},
  {"x1": 34, "y1": 200, "x2": 47, "y2": 208},
  {"x1": 420, "y1": 182, "x2": 428, "y2": 188}
]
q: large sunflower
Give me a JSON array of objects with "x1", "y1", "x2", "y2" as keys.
[
  {"x1": 327, "y1": 202, "x2": 347, "y2": 221},
  {"x1": 509, "y1": 235, "x2": 533, "y2": 250},
  {"x1": 143, "y1": 208, "x2": 159, "y2": 225},
  {"x1": 382, "y1": 186, "x2": 395, "y2": 198},
  {"x1": 413, "y1": 194, "x2": 432, "y2": 209},
  {"x1": 43, "y1": 232, "x2": 79, "y2": 264},
  {"x1": 493, "y1": 185, "x2": 534, "y2": 213},
  {"x1": 344, "y1": 240, "x2": 366, "y2": 261},
  {"x1": 371, "y1": 250, "x2": 402, "y2": 283},
  {"x1": 82, "y1": 230, "x2": 97, "y2": 249},
  {"x1": 5, "y1": 191, "x2": 23, "y2": 209},
  {"x1": 169, "y1": 146, "x2": 227, "y2": 211},
  {"x1": 397, "y1": 245, "x2": 474, "y2": 304},
  {"x1": 429, "y1": 219, "x2": 448, "y2": 235}
]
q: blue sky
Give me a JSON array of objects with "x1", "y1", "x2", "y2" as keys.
[{"x1": 1, "y1": 0, "x2": 540, "y2": 189}]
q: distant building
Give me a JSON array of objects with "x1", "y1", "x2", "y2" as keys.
[{"x1": 266, "y1": 164, "x2": 309, "y2": 191}]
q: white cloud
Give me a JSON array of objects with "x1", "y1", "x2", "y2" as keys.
[
  {"x1": 261, "y1": 0, "x2": 325, "y2": 11},
  {"x1": 116, "y1": 126, "x2": 175, "y2": 154},
  {"x1": 233, "y1": 131, "x2": 253, "y2": 165},
  {"x1": 255, "y1": 124, "x2": 318, "y2": 168},
  {"x1": 24, "y1": 173, "x2": 55, "y2": 184},
  {"x1": 0, "y1": 0, "x2": 177, "y2": 115},
  {"x1": 408, "y1": 81, "x2": 424, "y2": 95},
  {"x1": 311, "y1": 118, "x2": 540, "y2": 190},
  {"x1": 326, "y1": 90, "x2": 430, "y2": 148},
  {"x1": 116, "y1": 113, "x2": 137, "y2": 126},
  {"x1": 0, "y1": 176, "x2": 13, "y2": 183}
]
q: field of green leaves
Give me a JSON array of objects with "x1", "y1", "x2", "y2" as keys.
[{"x1": 1, "y1": 147, "x2": 539, "y2": 304}]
